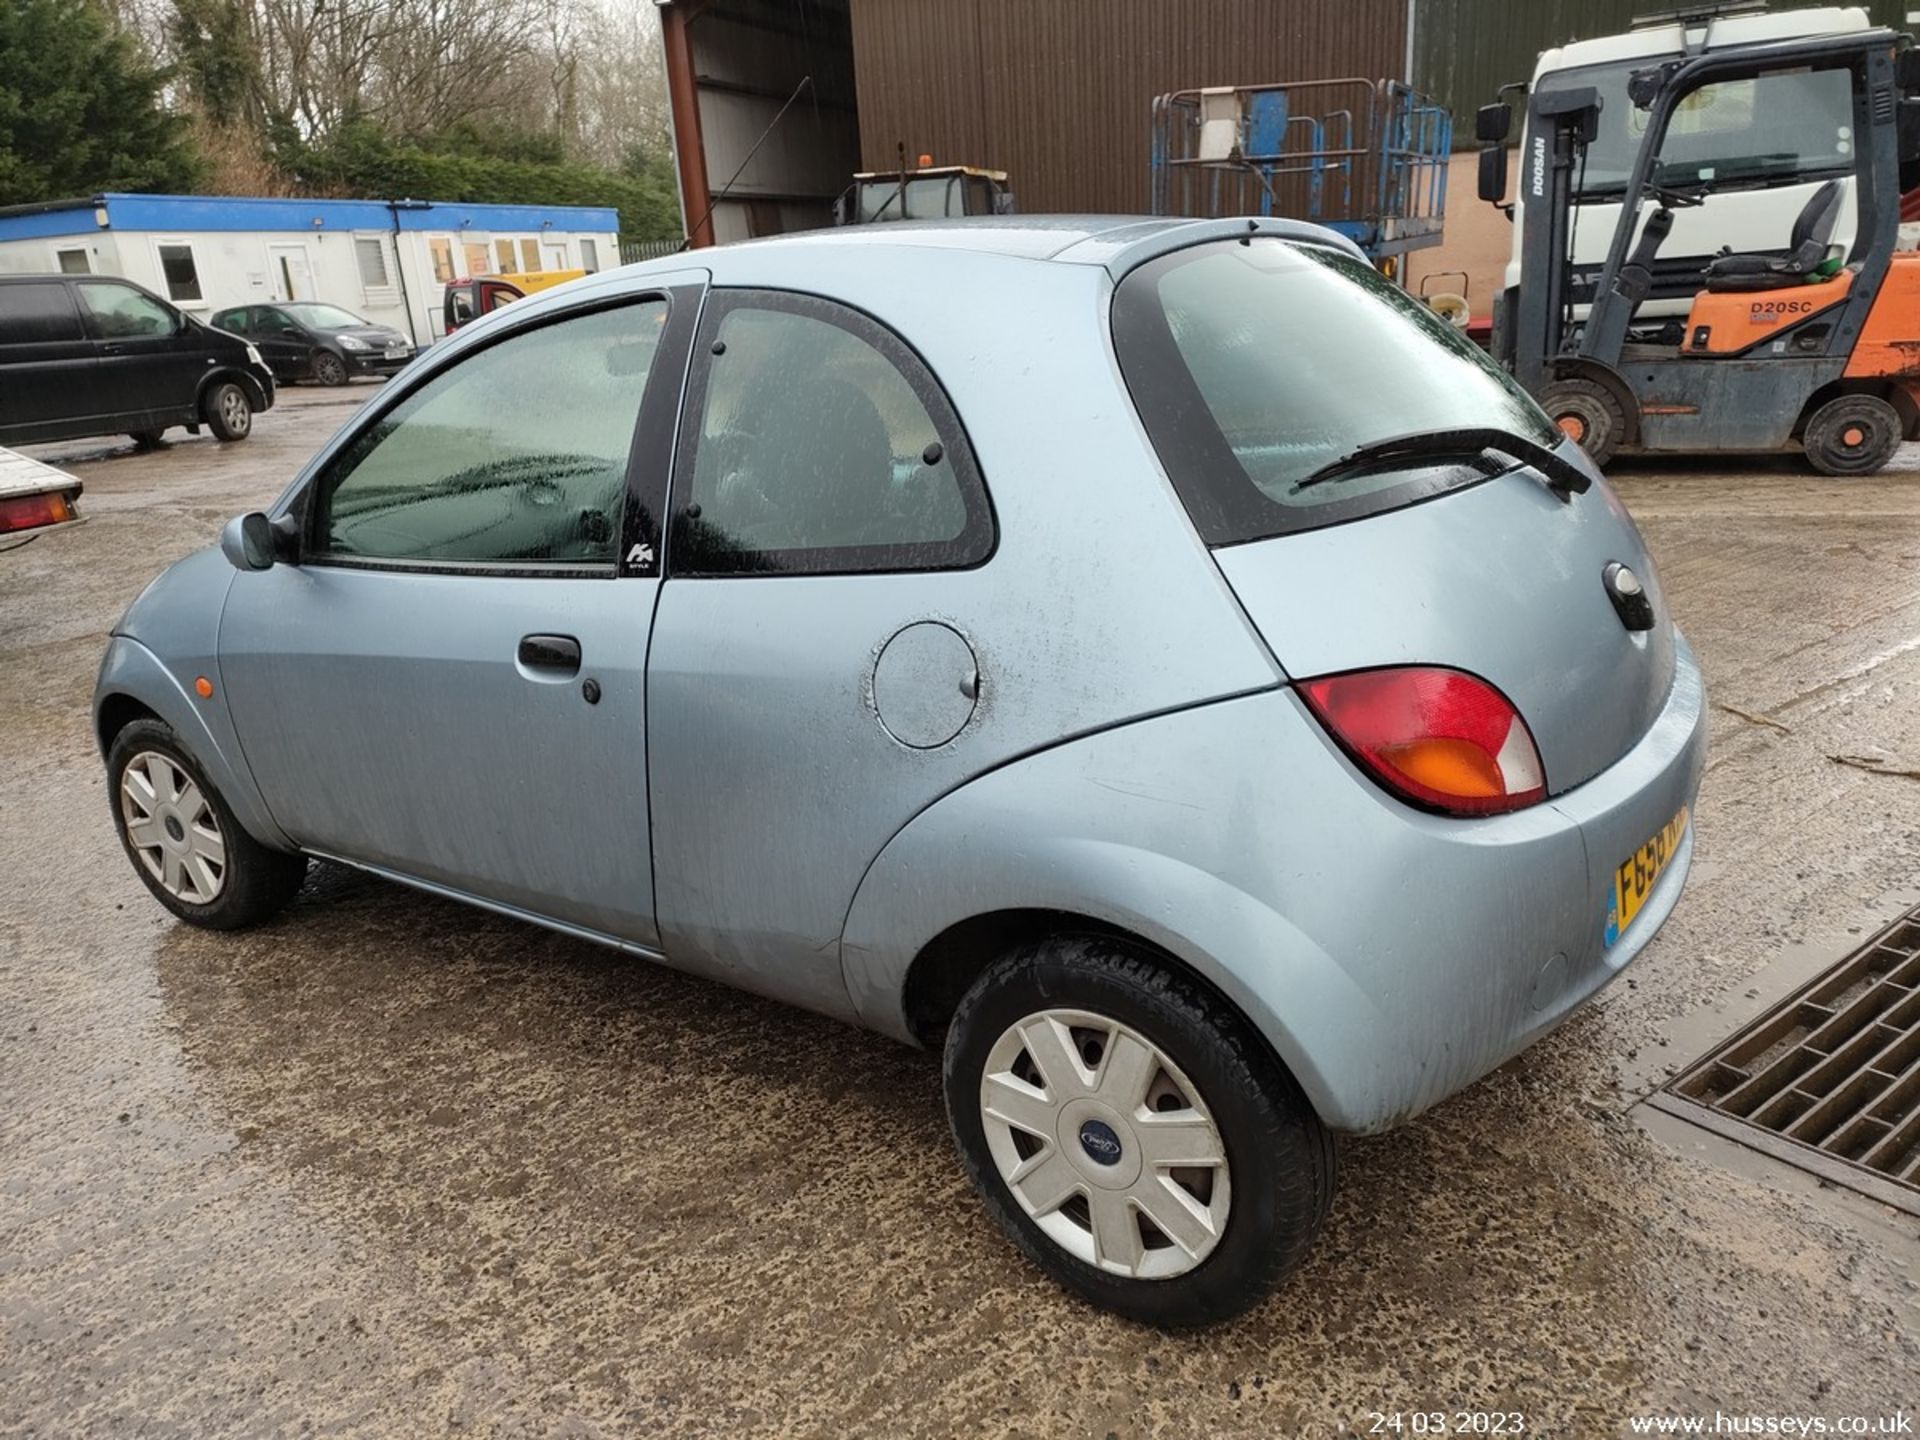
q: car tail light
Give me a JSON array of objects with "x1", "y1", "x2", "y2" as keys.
[
  {"x1": 1300, "y1": 666, "x2": 1547, "y2": 816},
  {"x1": 0, "y1": 489, "x2": 76, "y2": 536}
]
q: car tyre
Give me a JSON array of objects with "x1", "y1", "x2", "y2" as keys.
[
  {"x1": 311, "y1": 350, "x2": 349, "y2": 387},
  {"x1": 943, "y1": 936, "x2": 1334, "y2": 1327},
  {"x1": 203, "y1": 381, "x2": 253, "y2": 442},
  {"x1": 1538, "y1": 377, "x2": 1626, "y2": 467},
  {"x1": 107, "y1": 718, "x2": 307, "y2": 930},
  {"x1": 1802, "y1": 393, "x2": 1902, "y2": 476}
]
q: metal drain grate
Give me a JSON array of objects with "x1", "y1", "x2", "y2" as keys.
[{"x1": 1649, "y1": 906, "x2": 1920, "y2": 1215}]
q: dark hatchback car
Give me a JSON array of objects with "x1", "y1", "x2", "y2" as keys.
[
  {"x1": 211, "y1": 302, "x2": 414, "y2": 386},
  {"x1": 0, "y1": 275, "x2": 274, "y2": 448}
]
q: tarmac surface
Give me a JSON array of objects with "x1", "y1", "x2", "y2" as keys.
[{"x1": 3, "y1": 384, "x2": 1918, "y2": 1438}]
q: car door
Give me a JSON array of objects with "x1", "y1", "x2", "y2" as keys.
[
  {"x1": 73, "y1": 280, "x2": 205, "y2": 426},
  {"x1": 644, "y1": 289, "x2": 1004, "y2": 1013},
  {"x1": 218, "y1": 277, "x2": 702, "y2": 945},
  {"x1": 0, "y1": 281, "x2": 107, "y2": 443},
  {"x1": 251, "y1": 306, "x2": 312, "y2": 377}
]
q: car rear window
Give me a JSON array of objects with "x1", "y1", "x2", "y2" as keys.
[{"x1": 1112, "y1": 238, "x2": 1560, "y2": 545}]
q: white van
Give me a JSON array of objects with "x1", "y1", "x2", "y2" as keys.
[{"x1": 1506, "y1": 5, "x2": 1874, "y2": 324}]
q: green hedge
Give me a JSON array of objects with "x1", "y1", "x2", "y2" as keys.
[{"x1": 274, "y1": 122, "x2": 681, "y2": 245}]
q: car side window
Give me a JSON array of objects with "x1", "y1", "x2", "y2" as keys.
[
  {"x1": 0, "y1": 283, "x2": 85, "y2": 343},
  {"x1": 672, "y1": 290, "x2": 993, "y2": 576},
  {"x1": 224, "y1": 308, "x2": 254, "y2": 331},
  {"x1": 76, "y1": 282, "x2": 176, "y2": 340},
  {"x1": 312, "y1": 298, "x2": 668, "y2": 570}
]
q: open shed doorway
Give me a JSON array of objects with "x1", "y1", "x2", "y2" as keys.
[{"x1": 662, "y1": 0, "x2": 861, "y2": 245}]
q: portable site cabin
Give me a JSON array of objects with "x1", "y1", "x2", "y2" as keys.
[{"x1": 0, "y1": 194, "x2": 621, "y2": 348}]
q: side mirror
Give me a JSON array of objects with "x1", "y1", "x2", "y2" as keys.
[
  {"x1": 1478, "y1": 145, "x2": 1509, "y2": 204},
  {"x1": 1897, "y1": 47, "x2": 1920, "y2": 93},
  {"x1": 1475, "y1": 103, "x2": 1511, "y2": 144},
  {"x1": 221, "y1": 512, "x2": 277, "y2": 571},
  {"x1": 1627, "y1": 64, "x2": 1671, "y2": 111}
]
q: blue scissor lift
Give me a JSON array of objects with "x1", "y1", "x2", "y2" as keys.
[{"x1": 1150, "y1": 77, "x2": 1452, "y2": 272}]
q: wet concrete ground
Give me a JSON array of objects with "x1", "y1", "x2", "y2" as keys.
[{"x1": 3, "y1": 388, "x2": 1918, "y2": 1438}]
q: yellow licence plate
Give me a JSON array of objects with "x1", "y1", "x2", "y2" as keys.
[{"x1": 1605, "y1": 805, "x2": 1688, "y2": 948}]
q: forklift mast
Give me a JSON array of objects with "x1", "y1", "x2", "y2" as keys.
[{"x1": 1509, "y1": 85, "x2": 1602, "y2": 392}]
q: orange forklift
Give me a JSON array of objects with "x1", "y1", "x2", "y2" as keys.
[{"x1": 1481, "y1": 26, "x2": 1920, "y2": 473}]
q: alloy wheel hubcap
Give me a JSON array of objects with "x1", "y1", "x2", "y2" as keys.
[
  {"x1": 979, "y1": 1008, "x2": 1231, "y2": 1279},
  {"x1": 120, "y1": 751, "x2": 226, "y2": 903},
  {"x1": 222, "y1": 391, "x2": 248, "y2": 430}
]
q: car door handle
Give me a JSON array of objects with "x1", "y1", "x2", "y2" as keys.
[{"x1": 517, "y1": 634, "x2": 581, "y2": 675}]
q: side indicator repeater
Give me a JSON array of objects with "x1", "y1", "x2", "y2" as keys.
[{"x1": 194, "y1": 676, "x2": 215, "y2": 699}]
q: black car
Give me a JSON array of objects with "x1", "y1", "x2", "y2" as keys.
[
  {"x1": 0, "y1": 275, "x2": 274, "y2": 448},
  {"x1": 211, "y1": 302, "x2": 414, "y2": 386}
]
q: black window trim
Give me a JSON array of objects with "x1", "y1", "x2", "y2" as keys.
[
  {"x1": 298, "y1": 284, "x2": 700, "y2": 580},
  {"x1": 665, "y1": 285, "x2": 997, "y2": 579}
]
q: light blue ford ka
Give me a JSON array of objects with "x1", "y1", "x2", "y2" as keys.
[{"x1": 95, "y1": 216, "x2": 1704, "y2": 1326}]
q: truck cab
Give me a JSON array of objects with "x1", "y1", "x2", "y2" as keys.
[
  {"x1": 834, "y1": 165, "x2": 1014, "y2": 225},
  {"x1": 1497, "y1": 4, "x2": 1873, "y2": 330}
]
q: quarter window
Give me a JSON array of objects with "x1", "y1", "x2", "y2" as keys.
[
  {"x1": 156, "y1": 243, "x2": 202, "y2": 303},
  {"x1": 75, "y1": 282, "x2": 176, "y2": 339},
  {"x1": 0, "y1": 282, "x2": 84, "y2": 343},
  {"x1": 314, "y1": 299, "x2": 669, "y2": 568},
  {"x1": 672, "y1": 291, "x2": 993, "y2": 576}
]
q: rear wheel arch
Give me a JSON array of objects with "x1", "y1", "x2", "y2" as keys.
[
  {"x1": 901, "y1": 907, "x2": 1328, "y2": 1126},
  {"x1": 1793, "y1": 376, "x2": 1912, "y2": 437}
]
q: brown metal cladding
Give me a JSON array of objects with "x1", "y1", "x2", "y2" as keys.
[{"x1": 849, "y1": 0, "x2": 1410, "y2": 214}]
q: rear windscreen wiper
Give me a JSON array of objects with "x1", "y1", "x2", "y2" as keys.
[{"x1": 1292, "y1": 426, "x2": 1593, "y2": 500}]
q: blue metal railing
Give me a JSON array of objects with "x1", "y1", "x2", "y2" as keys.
[{"x1": 1150, "y1": 77, "x2": 1452, "y2": 263}]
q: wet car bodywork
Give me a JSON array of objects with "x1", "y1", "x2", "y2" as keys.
[{"x1": 94, "y1": 215, "x2": 1705, "y2": 1316}]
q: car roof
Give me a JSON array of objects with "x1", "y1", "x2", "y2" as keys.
[
  {"x1": 712, "y1": 215, "x2": 1213, "y2": 262},
  {"x1": 605, "y1": 214, "x2": 1367, "y2": 288},
  {"x1": 421, "y1": 214, "x2": 1367, "y2": 370}
]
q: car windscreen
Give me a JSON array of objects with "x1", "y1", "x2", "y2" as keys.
[
  {"x1": 283, "y1": 303, "x2": 366, "y2": 329},
  {"x1": 1112, "y1": 238, "x2": 1560, "y2": 545},
  {"x1": 1535, "y1": 58, "x2": 1856, "y2": 196}
]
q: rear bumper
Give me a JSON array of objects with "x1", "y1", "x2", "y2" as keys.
[{"x1": 1266, "y1": 631, "x2": 1708, "y2": 1130}]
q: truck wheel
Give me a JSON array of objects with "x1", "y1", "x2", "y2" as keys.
[
  {"x1": 203, "y1": 381, "x2": 253, "y2": 442},
  {"x1": 311, "y1": 350, "x2": 348, "y2": 386},
  {"x1": 1539, "y1": 378, "x2": 1625, "y2": 466},
  {"x1": 943, "y1": 936, "x2": 1335, "y2": 1327},
  {"x1": 1802, "y1": 394, "x2": 1902, "y2": 476}
]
